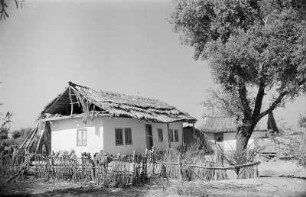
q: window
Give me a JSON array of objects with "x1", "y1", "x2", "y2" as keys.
[
  {"x1": 168, "y1": 129, "x2": 174, "y2": 142},
  {"x1": 174, "y1": 130, "x2": 179, "y2": 142},
  {"x1": 77, "y1": 128, "x2": 87, "y2": 146},
  {"x1": 125, "y1": 128, "x2": 132, "y2": 145},
  {"x1": 158, "y1": 129, "x2": 163, "y2": 142},
  {"x1": 115, "y1": 128, "x2": 132, "y2": 146},
  {"x1": 115, "y1": 128, "x2": 123, "y2": 145},
  {"x1": 214, "y1": 133, "x2": 223, "y2": 142}
]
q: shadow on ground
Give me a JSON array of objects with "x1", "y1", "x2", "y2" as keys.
[{"x1": 0, "y1": 178, "x2": 148, "y2": 197}]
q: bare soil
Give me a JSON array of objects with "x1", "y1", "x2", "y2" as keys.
[{"x1": 0, "y1": 176, "x2": 305, "y2": 197}]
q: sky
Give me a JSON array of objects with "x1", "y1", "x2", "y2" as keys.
[{"x1": 0, "y1": 0, "x2": 305, "y2": 131}]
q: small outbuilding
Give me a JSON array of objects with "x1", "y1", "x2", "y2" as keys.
[
  {"x1": 196, "y1": 113, "x2": 279, "y2": 152},
  {"x1": 19, "y1": 82, "x2": 196, "y2": 156}
]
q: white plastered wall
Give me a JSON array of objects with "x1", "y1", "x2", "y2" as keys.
[
  {"x1": 223, "y1": 131, "x2": 266, "y2": 152},
  {"x1": 50, "y1": 116, "x2": 183, "y2": 156},
  {"x1": 204, "y1": 131, "x2": 266, "y2": 152},
  {"x1": 50, "y1": 117, "x2": 104, "y2": 157},
  {"x1": 101, "y1": 117, "x2": 183, "y2": 155}
]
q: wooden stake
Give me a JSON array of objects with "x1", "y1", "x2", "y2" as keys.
[
  {"x1": 144, "y1": 149, "x2": 148, "y2": 178},
  {"x1": 69, "y1": 87, "x2": 74, "y2": 115},
  {"x1": 18, "y1": 123, "x2": 37, "y2": 150},
  {"x1": 167, "y1": 123, "x2": 171, "y2": 148},
  {"x1": 192, "y1": 123, "x2": 195, "y2": 142},
  {"x1": 152, "y1": 148, "x2": 155, "y2": 175},
  {"x1": 132, "y1": 150, "x2": 136, "y2": 184},
  {"x1": 178, "y1": 152, "x2": 182, "y2": 180},
  {"x1": 35, "y1": 128, "x2": 45, "y2": 154}
]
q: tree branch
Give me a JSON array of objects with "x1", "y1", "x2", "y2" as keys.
[
  {"x1": 257, "y1": 78, "x2": 306, "y2": 121},
  {"x1": 251, "y1": 82, "x2": 265, "y2": 121},
  {"x1": 0, "y1": 0, "x2": 9, "y2": 20},
  {"x1": 257, "y1": 91, "x2": 287, "y2": 121}
]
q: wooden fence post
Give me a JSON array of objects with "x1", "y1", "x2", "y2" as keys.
[
  {"x1": 143, "y1": 149, "x2": 148, "y2": 179},
  {"x1": 88, "y1": 156, "x2": 95, "y2": 183},
  {"x1": 178, "y1": 152, "x2": 182, "y2": 180},
  {"x1": 132, "y1": 150, "x2": 136, "y2": 184},
  {"x1": 102, "y1": 155, "x2": 109, "y2": 186},
  {"x1": 81, "y1": 154, "x2": 85, "y2": 183},
  {"x1": 152, "y1": 148, "x2": 155, "y2": 175}
]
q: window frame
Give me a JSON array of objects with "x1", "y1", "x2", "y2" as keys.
[
  {"x1": 115, "y1": 128, "x2": 124, "y2": 146},
  {"x1": 157, "y1": 128, "x2": 163, "y2": 142},
  {"x1": 174, "y1": 129, "x2": 179, "y2": 142},
  {"x1": 115, "y1": 127, "x2": 132, "y2": 146},
  {"x1": 77, "y1": 128, "x2": 87, "y2": 146},
  {"x1": 124, "y1": 128, "x2": 132, "y2": 145}
]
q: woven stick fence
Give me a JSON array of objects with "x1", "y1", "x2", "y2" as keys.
[
  {"x1": 0, "y1": 150, "x2": 261, "y2": 186},
  {"x1": 152, "y1": 161, "x2": 260, "y2": 180}
]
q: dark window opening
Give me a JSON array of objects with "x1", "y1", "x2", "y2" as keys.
[
  {"x1": 115, "y1": 128, "x2": 123, "y2": 145},
  {"x1": 158, "y1": 129, "x2": 163, "y2": 142},
  {"x1": 174, "y1": 130, "x2": 179, "y2": 142},
  {"x1": 214, "y1": 133, "x2": 224, "y2": 142},
  {"x1": 125, "y1": 128, "x2": 132, "y2": 145}
]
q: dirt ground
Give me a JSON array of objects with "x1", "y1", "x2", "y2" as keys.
[
  {"x1": 0, "y1": 176, "x2": 305, "y2": 197},
  {"x1": 0, "y1": 159, "x2": 306, "y2": 197}
]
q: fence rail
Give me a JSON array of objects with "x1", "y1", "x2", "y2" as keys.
[{"x1": 0, "y1": 150, "x2": 261, "y2": 186}]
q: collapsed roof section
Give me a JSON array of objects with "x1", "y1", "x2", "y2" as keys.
[{"x1": 40, "y1": 81, "x2": 197, "y2": 124}]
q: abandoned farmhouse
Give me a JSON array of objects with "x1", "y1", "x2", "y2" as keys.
[{"x1": 19, "y1": 82, "x2": 196, "y2": 156}]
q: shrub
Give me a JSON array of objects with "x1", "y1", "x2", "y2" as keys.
[
  {"x1": 12, "y1": 130, "x2": 21, "y2": 139},
  {"x1": 296, "y1": 133, "x2": 306, "y2": 167}
]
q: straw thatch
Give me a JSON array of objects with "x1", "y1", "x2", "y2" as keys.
[
  {"x1": 183, "y1": 126, "x2": 213, "y2": 153},
  {"x1": 197, "y1": 113, "x2": 278, "y2": 133},
  {"x1": 18, "y1": 82, "x2": 196, "y2": 155},
  {"x1": 41, "y1": 81, "x2": 196, "y2": 123}
]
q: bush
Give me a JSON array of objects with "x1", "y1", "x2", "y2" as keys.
[
  {"x1": 12, "y1": 131, "x2": 21, "y2": 139},
  {"x1": 296, "y1": 133, "x2": 306, "y2": 167}
]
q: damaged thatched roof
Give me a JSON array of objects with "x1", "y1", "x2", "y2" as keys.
[
  {"x1": 196, "y1": 113, "x2": 279, "y2": 133},
  {"x1": 40, "y1": 82, "x2": 196, "y2": 123}
]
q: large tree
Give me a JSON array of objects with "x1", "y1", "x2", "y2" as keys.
[{"x1": 170, "y1": 0, "x2": 306, "y2": 163}]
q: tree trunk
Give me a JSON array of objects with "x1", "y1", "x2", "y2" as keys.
[{"x1": 235, "y1": 124, "x2": 253, "y2": 164}]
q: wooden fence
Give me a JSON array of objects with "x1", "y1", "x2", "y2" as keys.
[{"x1": 0, "y1": 150, "x2": 261, "y2": 186}]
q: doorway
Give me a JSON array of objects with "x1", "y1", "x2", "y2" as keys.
[{"x1": 145, "y1": 124, "x2": 153, "y2": 150}]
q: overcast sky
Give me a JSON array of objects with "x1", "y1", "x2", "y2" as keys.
[{"x1": 0, "y1": 0, "x2": 305, "y2": 131}]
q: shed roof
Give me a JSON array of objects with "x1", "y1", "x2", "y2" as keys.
[
  {"x1": 196, "y1": 113, "x2": 278, "y2": 133},
  {"x1": 40, "y1": 82, "x2": 197, "y2": 123}
]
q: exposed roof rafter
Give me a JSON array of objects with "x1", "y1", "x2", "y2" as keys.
[{"x1": 40, "y1": 81, "x2": 197, "y2": 123}]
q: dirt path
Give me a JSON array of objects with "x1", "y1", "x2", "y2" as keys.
[
  {"x1": 160, "y1": 177, "x2": 306, "y2": 197},
  {"x1": 0, "y1": 177, "x2": 305, "y2": 197}
]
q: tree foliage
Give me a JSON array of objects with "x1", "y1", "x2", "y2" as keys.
[
  {"x1": 170, "y1": 0, "x2": 306, "y2": 161},
  {"x1": 171, "y1": 0, "x2": 306, "y2": 123},
  {"x1": 0, "y1": 111, "x2": 12, "y2": 140},
  {"x1": 202, "y1": 87, "x2": 244, "y2": 119},
  {"x1": 8, "y1": 127, "x2": 32, "y2": 147},
  {"x1": 299, "y1": 113, "x2": 306, "y2": 129},
  {"x1": 0, "y1": 0, "x2": 24, "y2": 20}
]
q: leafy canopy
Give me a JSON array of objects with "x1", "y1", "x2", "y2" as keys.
[{"x1": 170, "y1": 0, "x2": 306, "y2": 123}]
